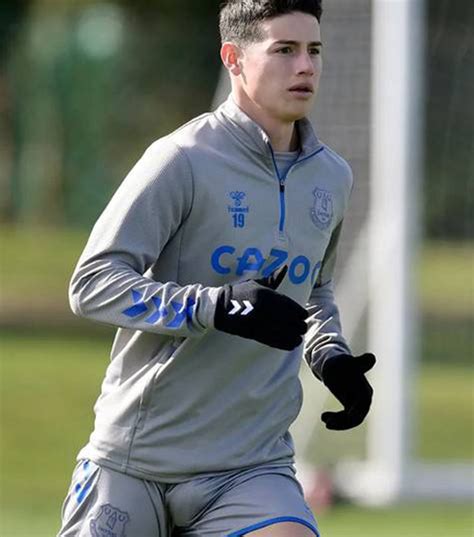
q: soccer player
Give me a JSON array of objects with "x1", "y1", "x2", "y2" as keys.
[{"x1": 58, "y1": 1, "x2": 375, "y2": 535}]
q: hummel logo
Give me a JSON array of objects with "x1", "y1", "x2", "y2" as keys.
[{"x1": 228, "y1": 299, "x2": 254, "y2": 316}]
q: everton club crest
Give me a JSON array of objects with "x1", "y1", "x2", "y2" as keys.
[
  {"x1": 90, "y1": 504, "x2": 130, "y2": 537},
  {"x1": 310, "y1": 188, "x2": 333, "y2": 230}
]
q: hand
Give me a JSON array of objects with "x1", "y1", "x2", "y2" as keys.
[
  {"x1": 214, "y1": 266, "x2": 309, "y2": 350},
  {"x1": 321, "y1": 353, "x2": 376, "y2": 430}
]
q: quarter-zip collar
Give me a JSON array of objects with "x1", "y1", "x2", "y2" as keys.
[{"x1": 216, "y1": 94, "x2": 323, "y2": 161}]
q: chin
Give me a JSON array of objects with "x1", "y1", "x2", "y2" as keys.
[
  {"x1": 284, "y1": 103, "x2": 313, "y2": 122},
  {"x1": 282, "y1": 109, "x2": 309, "y2": 122}
]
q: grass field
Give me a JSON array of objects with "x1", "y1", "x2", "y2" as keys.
[{"x1": 0, "y1": 227, "x2": 473, "y2": 535}]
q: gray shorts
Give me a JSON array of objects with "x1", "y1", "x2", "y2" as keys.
[{"x1": 58, "y1": 460, "x2": 320, "y2": 536}]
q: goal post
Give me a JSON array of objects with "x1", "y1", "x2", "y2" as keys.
[{"x1": 354, "y1": 0, "x2": 425, "y2": 503}]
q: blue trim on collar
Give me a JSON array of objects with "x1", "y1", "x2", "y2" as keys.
[
  {"x1": 295, "y1": 145, "x2": 325, "y2": 165},
  {"x1": 227, "y1": 515, "x2": 320, "y2": 536}
]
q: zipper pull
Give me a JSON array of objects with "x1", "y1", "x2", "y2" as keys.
[{"x1": 279, "y1": 179, "x2": 285, "y2": 192}]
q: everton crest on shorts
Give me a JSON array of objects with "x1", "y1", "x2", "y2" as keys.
[
  {"x1": 311, "y1": 188, "x2": 333, "y2": 230},
  {"x1": 90, "y1": 503, "x2": 130, "y2": 537}
]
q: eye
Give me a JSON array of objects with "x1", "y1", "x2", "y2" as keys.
[
  {"x1": 309, "y1": 47, "x2": 321, "y2": 56},
  {"x1": 277, "y1": 46, "x2": 293, "y2": 54}
]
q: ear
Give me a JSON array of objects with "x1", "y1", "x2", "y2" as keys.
[{"x1": 220, "y1": 42, "x2": 242, "y2": 76}]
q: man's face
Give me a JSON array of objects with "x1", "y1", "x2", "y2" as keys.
[{"x1": 236, "y1": 12, "x2": 322, "y2": 124}]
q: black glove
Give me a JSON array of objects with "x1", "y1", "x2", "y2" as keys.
[
  {"x1": 321, "y1": 353, "x2": 376, "y2": 430},
  {"x1": 214, "y1": 266, "x2": 308, "y2": 350}
]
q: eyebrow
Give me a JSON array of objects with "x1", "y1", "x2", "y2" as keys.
[{"x1": 273, "y1": 40, "x2": 323, "y2": 47}]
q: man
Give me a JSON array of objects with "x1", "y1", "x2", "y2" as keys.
[{"x1": 58, "y1": 1, "x2": 375, "y2": 536}]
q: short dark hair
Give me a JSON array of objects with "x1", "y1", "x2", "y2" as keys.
[{"x1": 219, "y1": 0, "x2": 323, "y2": 45}]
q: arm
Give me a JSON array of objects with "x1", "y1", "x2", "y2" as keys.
[
  {"x1": 304, "y1": 221, "x2": 350, "y2": 379},
  {"x1": 304, "y1": 221, "x2": 376, "y2": 430},
  {"x1": 69, "y1": 139, "x2": 307, "y2": 348},
  {"x1": 69, "y1": 139, "x2": 219, "y2": 337}
]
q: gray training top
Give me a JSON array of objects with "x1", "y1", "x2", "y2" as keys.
[{"x1": 70, "y1": 95, "x2": 352, "y2": 483}]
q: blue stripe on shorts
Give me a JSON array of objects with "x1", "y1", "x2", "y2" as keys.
[{"x1": 227, "y1": 515, "x2": 320, "y2": 536}]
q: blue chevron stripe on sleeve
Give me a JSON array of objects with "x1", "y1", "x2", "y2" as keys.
[
  {"x1": 122, "y1": 290, "x2": 148, "y2": 318},
  {"x1": 166, "y1": 299, "x2": 196, "y2": 328},
  {"x1": 145, "y1": 296, "x2": 168, "y2": 324}
]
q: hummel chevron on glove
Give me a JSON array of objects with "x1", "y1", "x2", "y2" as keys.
[
  {"x1": 321, "y1": 353, "x2": 376, "y2": 430},
  {"x1": 214, "y1": 266, "x2": 309, "y2": 350}
]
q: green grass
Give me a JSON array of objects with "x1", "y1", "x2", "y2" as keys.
[
  {"x1": 0, "y1": 330, "x2": 473, "y2": 536},
  {"x1": 421, "y1": 315, "x2": 472, "y2": 365},
  {"x1": 0, "y1": 226, "x2": 88, "y2": 316},
  {"x1": 316, "y1": 503, "x2": 473, "y2": 537},
  {"x1": 417, "y1": 363, "x2": 474, "y2": 460},
  {"x1": 418, "y1": 241, "x2": 474, "y2": 317},
  {"x1": 0, "y1": 331, "x2": 110, "y2": 536},
  {"x1": 0, "y1": 226, "x2": 88, "y2": 296}
]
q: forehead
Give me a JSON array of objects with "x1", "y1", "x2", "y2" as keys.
[{"x1": 259, "y1": 11, "x2": 321, "y2": 43}]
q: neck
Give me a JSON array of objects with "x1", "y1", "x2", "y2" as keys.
[
  {"x1": 270, "y1": 123, "x2": 299, "y2": 152},
  {"x1": 232, "y1": 90, "x2": 299, "y2": 152}
]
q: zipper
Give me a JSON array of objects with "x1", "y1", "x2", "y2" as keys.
[
  {"x1": 269, "y1": 145, "x2": 289, "y2": 236},
  {"x1": 269, "y1": 144, "x2": 325, "y2": 236},
  {"x1": 278, "y1": 178, "x2": 286, "y2": 234},
  {"x1": 269, "y1": 145, "x2": 297, "y2": 236}
]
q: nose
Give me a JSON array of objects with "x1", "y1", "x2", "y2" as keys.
[{"x1": 296, "y1": 52, "x2": 316, "y2": 76}]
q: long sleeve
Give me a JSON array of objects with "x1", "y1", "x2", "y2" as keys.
[
  {"x1": 69, "y1": 139, "x2": 219, "y2": 337},
  {"x1": 304, "y1": 221, "x2": 351, "y2": 379}
]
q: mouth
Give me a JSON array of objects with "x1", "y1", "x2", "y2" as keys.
[{"x1": 288, "y1": 84, "x2": 314, "y2": 97}]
